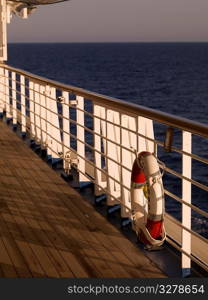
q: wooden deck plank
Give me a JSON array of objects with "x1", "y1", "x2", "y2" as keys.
[
  {"x1": 21, "y1": 166, "x2": 140, "y2": 278},
  {"x1": 3, "y1": 172, "x2": 74, "y2": 278},
  {"x1": 8, "y1": 157, "x2": 123, "y2": 277},
  {"x1": 7, "y1": 177, "x2": 88, "y2": 278},
  {"x1": 4, "y1": 158, "x2": 116, "y2": 277},
  {"x1": 19, "y1": 172, "x2": 115, "y2": 278},
  {"x1": 10, "y1": 163, "x2": 97, "y2": 278},
  {"x1": 0, "y1": 209, "x2": 35, "y2": 277},
  {"x1": 22, "y1": 162, "x2": 163, "y2": 278},
  {"x1": 54, "y1": 185, "x2": 166, "y2": 278},
  {"x1": 0, "y1": 121, "x2": 166, "y2": 278},
  {"x1": 0, "y1": 239, "x2": 18, "y2": 277},
  {"x1": 1, "y1": 211, "x2": 46, "y2": 277}
]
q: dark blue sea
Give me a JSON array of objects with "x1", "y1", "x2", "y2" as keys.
[
  {"x1": 7, "y1": 43, "x2": 208, "y2": 236},
  {"x1": 8, "y1": 42, "x2": 208, "y2": 122}
]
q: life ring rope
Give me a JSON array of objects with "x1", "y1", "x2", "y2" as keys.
[{"x1": 131, "y1": 147, "x2": 166, "y2": 177}]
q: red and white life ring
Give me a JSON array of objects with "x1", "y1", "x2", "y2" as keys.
[{"x1": 131, "y1": 151, "x2": 166, "y2": 249}]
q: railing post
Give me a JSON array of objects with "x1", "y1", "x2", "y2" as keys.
[
  {"x1": 77, "y1": 95, "x2": 89, "y2": 187},
  {"x1": 0, "y1": 0, "x2": 7, "y2": 61},
  {"x1": 39, "y1": 84, "x2": 47, "y2": 148},
  {"x1": 45, "y1": 85, "x2": 52, "y2": 158},
  {"x1": 29, "y1": 80, "x2": 35, "y2": 140},
  {"x1": 34, "y1": 82, "x2": 41, "y2": 144},
  {"x1": 49, "y1": 86, "x2": 62, "y2": 161},
  {"x1": 20, "y1": 75, "x2": 26, "y2": 135},
  {"x1": 106, "y1": 109, "x2": 120, "y2": 207},
  {"x1": 138, "y1": 116, "x2": 155, "y2": 153},
  {"x1": 182, "y1": 131, "x2": 192, "y2": 277},
  {"x1": 5, "y1": 69, "x2": 11, "y2": 120},
  {"x1": 0, "y1": 66, "x2": 4, "y2": 117},
  {"x1": 93, "y1": 104, "x2": 107, "y2": 196},
  {"x1": 11, "y1": 71, "x2": 17, "y2": 128},
  {"x1": 62, "y1": 91, "x2": 70, "y2": 171},
  {"x1": 121, "y1": 115, "x2": 137, "y2": 218}
]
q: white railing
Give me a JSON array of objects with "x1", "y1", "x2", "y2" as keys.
[{"x1": 0, "y1": 63, "x2": 208, "y2": 276}]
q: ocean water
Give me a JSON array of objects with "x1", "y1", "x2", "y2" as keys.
[
  {"x1": 7, "y1": 43, "x2": 208, "y2": 236},
  {"x1": 8, "y1": 42, "x2": 208, "y2": 122}
]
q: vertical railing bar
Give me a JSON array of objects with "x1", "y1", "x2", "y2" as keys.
[
  {"x1": 0, "y1": 66, "x2": 5, "y2": 116},
  {"x1": 120, "y1": 115, "x2": 137, "y2": 219},
  {"x1": 29, "y1": 80, "x2": 35, "y2": 140},
  {"x1": 62, "y1": 90, "x2": 70, "y2": 172},
  {"x1": 77, "y1": 95, "x2": 89, "y2": 186},
  {"x1": 114, "y1": 111, "x2": 121, "y2": 195},
  {"x1": 50, "y1": 86, "x2": 60, "y2": 160},
  {"x1": 106, "y1": 110, "x2": 113, "y2": 207},
  {"x1": 93, "y1": 103, "x2": 107, "y2": 199},
  {"x1": 20, "y1": 75, "x2": 26, "y2": 135},
  {"x1": 120, "y1": 112, "x2": 124, "y2": 216},
  {"x1": 106, "y1": 110, "x2": 121, "y2": 208},
  {"x1": 5, "y1": 69, "x2": 11, "y2": 120},
  {"x1": 40, "y1": 84, "x2": 47, "y2": 148},
  {"x1": 105, "y1": 107, "x2": 110, "y2": 205},
  {"x1": 11, "y1": 71, "x2": 17, "y2": 127},
  {"x1": 45, "y1": 85, "x2": 52, "y2": 158},
  {"x1": 182, "y1": 130, "x2": 192, "y2": 277},
  {"x1": 94, "y1": 103, "x2": 102, "y2": 196},
  {"x1": 34, "y1": 82, "x2": 41, "y2": 144}
]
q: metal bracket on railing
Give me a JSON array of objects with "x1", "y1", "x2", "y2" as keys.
[
  {"x1": 164, "y1": 127, "x2": 174, "y2": 152},
  {"x1": 58, "y1": 151, "x2": 63, "y2": 157},
  {"x1": 57, "y1": 96, "x2": 77, "y2": 106},
  {"x1": 69, "y1": 99, "x2": 78, "y2": 106},
  {"x1": 57, "y1": 96, "x2": 65, "y2": 103},
  {"x1": 64, "y1": 151, "x2": 72, "y2": 175},
  {"x1": 60, "y1": 151, "x2": 74, "y2": 181}
]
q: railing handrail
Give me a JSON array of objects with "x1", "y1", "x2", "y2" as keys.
[{"x1": 1, "y1": 63, "x2": 208, "y2": 139}]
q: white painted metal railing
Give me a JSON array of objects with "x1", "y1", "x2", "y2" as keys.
[{"x1": 0, "y1": 63, "x2": 208, "y2": 276}]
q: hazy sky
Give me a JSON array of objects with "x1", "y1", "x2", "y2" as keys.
[{"x1": 8, "y1": 0, "x2": 208, "y2": 42}]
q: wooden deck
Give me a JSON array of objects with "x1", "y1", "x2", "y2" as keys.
[{"x1": 0, "y1": 120, "x2": 166, "y2": 278}]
